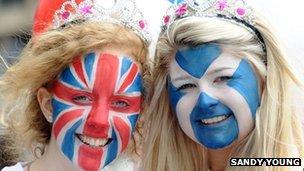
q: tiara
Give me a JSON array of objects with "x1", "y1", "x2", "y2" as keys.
[
  {"x1": 161, "y1": 0, "x2": 266, "y2": 53},
  {"x1": 53, "y1": 0, "x2": 151, "y2": 44}
]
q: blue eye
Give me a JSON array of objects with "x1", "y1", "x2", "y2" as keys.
[
  {"x1": 213, "y1": 76, "x2": 232, "y2": 84},
  {"x1": 177, "y1": 83, "x2": 197, "y2": 91},
  {"x1": 111, "y1": 100, "x2": 130, "y2": 108},
  {"x1": 72, "y1": 95, "x2": 92, "y2": 104}
]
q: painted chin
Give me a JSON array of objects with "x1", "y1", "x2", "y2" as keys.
[
  {"x1": 76, "y1": 133, "x2": 113, "y2": 149},
  {"x1": 75, "y1": 133, "x2": 115, "y2": 171},
  {"x1": 193, "y1": 113, "x2": 238, "y2": 149}
]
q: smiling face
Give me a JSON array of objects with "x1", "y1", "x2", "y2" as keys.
[
  {"x1": 51, "y1": 52, "x2": 142, "y2": 170},
  {"x1": 168, "y1": 44, "x2": 260, "y2": 149}
]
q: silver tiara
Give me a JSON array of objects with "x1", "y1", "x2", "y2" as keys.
[
  {"x1": 53, "y1": 0, "x2": 151, "y2": 44},
  {"x1": 161, "y1": 0, "x2": 266, "y2": 52}
]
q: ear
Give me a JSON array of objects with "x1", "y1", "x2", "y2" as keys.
[{"x1": 37, "y1": 87, "x2": 53, "y2": 123}]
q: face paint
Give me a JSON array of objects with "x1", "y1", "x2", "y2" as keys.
[
  {"x1": 168, "y1": 43, "x2": 260, "y2": 149},
  {"x1": 51, "y1": 52, "x2": 142, "y2": 170}
]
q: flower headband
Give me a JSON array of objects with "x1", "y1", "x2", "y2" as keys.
[
  {"x1": 161, "y1": 0, "x2": 266, "y2": 53},
  {"x1": 33, "y1": 0, "x2": 151, "y2": 44}
]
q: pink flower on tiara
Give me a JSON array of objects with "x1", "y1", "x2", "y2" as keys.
[
  {"x1": 175, "y1": 4, "x2": 188, "y2": 17},
  {"x1": 236, "y1": 7, "x2": 246, "y2": 16},
  {"x1": 61, "y1": 11, "x2": 70, "y2": 19},
  {"x1": 235, "y1": 0, "x2": 246, "y2": 17},
  {"x1": 139, "y1": 20, "x2": 146, "y2": 29},
  {"x1": 163, "y1": 15, "x2": 170, "y2": 25},
  {"x1": 217, "y1": 0, "x2": 227, "y2": 11},
  {"x1": 50, "y1": 0, "x2": 151, "y2": 44},
  {"x1": 80, "y1": 5, "x2": 93, "y2": 15}
]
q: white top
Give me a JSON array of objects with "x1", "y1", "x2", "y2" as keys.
[
  {"x1": 2, "y1": 162, "x2": 24, "y2": 171},
  {"x1": 1, "y1": 154, "x2": 136, "y2": 171}
]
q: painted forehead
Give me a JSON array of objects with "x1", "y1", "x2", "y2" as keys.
[
  {"x1": 175, "y1": 44, "x2": 222, "y2": 78},
  {"x1": 58, "y1": 52, "x2": 143, "y2": 93}
]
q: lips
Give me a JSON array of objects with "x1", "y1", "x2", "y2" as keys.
[
  {"x1": 76, "y1": 134, "x2": 112, "y2": 148},
  {"x1": 200, "y1": 114, "x2": 232, "y2": 125}
]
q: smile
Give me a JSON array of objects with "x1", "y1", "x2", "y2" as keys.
[
  {"x1": 76, "y1": 134, "x2": 112, "y2": 148},
  {"x1": 201, "y1": 114, "x2": 231, "y2": 125}
]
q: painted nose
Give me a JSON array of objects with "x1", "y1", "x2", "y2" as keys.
[
  {"x1": 196, "y1": 92, "x2": 219, "y2": 112},
  {"x1": 84, "y1": 102, "x2": 110, "y2": 137}
]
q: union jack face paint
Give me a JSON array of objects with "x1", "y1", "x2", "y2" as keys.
[{"x1": 51, "y1": 52, "x2": 142, "y2": 170}]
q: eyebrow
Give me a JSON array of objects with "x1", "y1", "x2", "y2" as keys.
[
  {"x1": 207, "y1": 67, "x2": 234, "y2": 75},
  {"x1": 114, "y1": 92, "x2": 141, "y2": 96},
  {"x1": 171, "y1": 75, "x2": 192, "y2": 82}
]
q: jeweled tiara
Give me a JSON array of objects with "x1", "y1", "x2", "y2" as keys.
[
  {"x1": 53, "y1": 0, "x2": 151, "y2": 44},
  {"x1": 161, "y1": 0, "x2": 266, "y2": 53}
]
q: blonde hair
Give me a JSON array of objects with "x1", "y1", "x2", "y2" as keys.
[
  {"x1": 142, "y1": 14, "x2": 304, "y2": 171},
  {"x1": 0, "y1": 22, "x2": 150, "y2": 163}
]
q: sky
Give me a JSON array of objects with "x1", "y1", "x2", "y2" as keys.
[{"x1": 251, "y1": 0, "x2": 304, "y2": 71}]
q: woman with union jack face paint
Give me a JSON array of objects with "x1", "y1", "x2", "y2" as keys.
[
  {"x1": 0, "y1": 0, "x2": 151, "y2": 171},
  {"x1": 142, "y1": 0, "x2": 304, "y2": 171}
]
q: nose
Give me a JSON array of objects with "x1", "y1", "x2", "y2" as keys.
[
  {"x1": 86, "y1": 110, "x2": 109, "y2": 129},
  {"x1": 84, "y1": 101, "x2": 110, "y2": 137},
  {"x1": 196, "y1": 92, "x2": 219, "y2": 112}
]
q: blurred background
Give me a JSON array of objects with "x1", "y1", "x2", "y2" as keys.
[
  {"x1": 0, "y1": 0, "x2": 304, "y2": 76},
  {"x1": 0, "y1": 0, "x2": 37, "y2": 74}
]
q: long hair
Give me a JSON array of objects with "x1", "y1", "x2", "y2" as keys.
[
  {"x1": 0, "y1": 22, "x2": 150, "y2": 163},
  {"x1": 142, "y1": 14, "x2": 304, "y2": 171}
]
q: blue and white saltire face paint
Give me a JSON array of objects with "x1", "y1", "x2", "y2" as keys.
[{"x1": 168, "y1": 44, "x2": 260, "y2": 149}]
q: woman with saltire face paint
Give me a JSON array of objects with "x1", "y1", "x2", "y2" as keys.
[
  {"x1": 141, "y1": 0, "x2": 304, "y2": 171},
  {"x1": 0, "y1": 0, "x2": 151, "y2": 171}
]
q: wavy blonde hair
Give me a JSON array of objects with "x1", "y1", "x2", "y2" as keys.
[
  {"x1": 0, "y1": 22, "x2": 150, "y2": 163},
  {"x1": 142, "y1": 14, "x2": 304, "y2": 171}
]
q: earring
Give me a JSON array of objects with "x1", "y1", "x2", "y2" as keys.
[{"x1": 47, "y1": 115, "x2": 53, "y2": 123}]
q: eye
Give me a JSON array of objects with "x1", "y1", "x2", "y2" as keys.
[
  {"x1": 213, "y1": 76, "x2": 232, "y2": 84},
  {"x1": 72, "y1": 95, "x2": 92, "y2": 104},
  {"x1": 177, "y1": 83, "x2": 197, "y2": 91},
  {"x1": 111, "y1": 100, "x2": 130, "y2": 108}
]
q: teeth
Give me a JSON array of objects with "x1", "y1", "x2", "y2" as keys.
[
  {"x1": 201, "y1": 115, "x2": 229, "y2": 124},
  {"x1": 78, "y1": 134, "x2": 109, "y2": 147}
]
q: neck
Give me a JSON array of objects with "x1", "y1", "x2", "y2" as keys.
[
  {"x1": 30, "y1": 135, "x2": 79, "y2": 171},
  {"x1": 207, "y1": 144, "x2": 236, "y2": 171}
]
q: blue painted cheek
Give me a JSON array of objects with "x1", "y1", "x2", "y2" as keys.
[
  {"x1": 61, "y1": 119, "x2": 83, "y2": 160},
  {"x1": 227, "y1": 59, "x2": 260, "y2": 119},
  {"x1": 175, "y1": 44, "x2": 221, "y2": 79},
  {"x1": 190, "y1": 93, "x2": 239, "y2": 149},
  {"x1": 104, "y1": 131, "x2": 118, "y2": 167},
  {"x1": 128, "y1": 114, "x2": 139, "y2": 133},
  {"x1": 51, "y1": 98, "x2": 72, "y2": 120},
  {"x1": 103, "y1": 114, "x2": 138, "y2": 167}
]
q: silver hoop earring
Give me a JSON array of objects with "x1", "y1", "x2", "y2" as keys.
[{"x1": 47, "y1": 115, "x2": 53, "y2": 123}]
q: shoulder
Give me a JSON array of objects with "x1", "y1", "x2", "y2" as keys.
[
  {"x1": 1, "y1": 162, "x2": 24, "y2": 171},
  {"x1": 103, "y1": 154, "x2": 137, "y2": 171}
]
